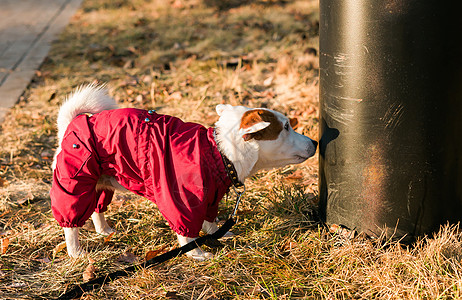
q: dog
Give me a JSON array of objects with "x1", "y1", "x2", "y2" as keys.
[{"x1": 50, "y1": 84, "x2": 317, "y2": 261}]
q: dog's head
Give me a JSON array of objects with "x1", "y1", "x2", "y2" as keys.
[{"x1": 215, "y1": 104, "x2": 317, "y2": 175}]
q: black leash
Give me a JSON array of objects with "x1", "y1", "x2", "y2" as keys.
[
  {"x1": 56, "y1": 218, "x2": 235, "y2": 299},
  {"x1": 56, "y1": 186, "x2": 246, "y2": 300}
]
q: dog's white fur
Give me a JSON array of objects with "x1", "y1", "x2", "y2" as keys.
[{"x1": 54, "y1": 85, "x2": 317, "y2": 261}]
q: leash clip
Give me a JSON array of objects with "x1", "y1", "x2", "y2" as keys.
[{"x1": 230, "y1": 184, "x2": 246, "y2": 219}]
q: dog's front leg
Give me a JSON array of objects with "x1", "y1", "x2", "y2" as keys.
[
  {"x1": 91, "y1": 212, "x2": 116, "y2": 235},
  {"x1": 202, "y1": 220, "x2": 234, "y2": 238},
  {"x1": 177, "y1": 234, "x2": 213, "y2": 261},
  {"x1": 63, "y1": 227, "x2": 85, "y2": 258}
]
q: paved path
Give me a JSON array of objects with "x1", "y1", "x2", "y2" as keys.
[{"x1": 0, "y1": 0, "x2": 82, "y2": 123}]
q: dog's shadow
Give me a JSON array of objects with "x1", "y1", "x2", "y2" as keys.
[{"x1": 319, "y1": 119, "x2": 340, "y2": 159}]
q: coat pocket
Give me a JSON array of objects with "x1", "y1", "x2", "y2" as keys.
[{"x1": 58, "y1": 131, "x2": 92, "y2": 179}]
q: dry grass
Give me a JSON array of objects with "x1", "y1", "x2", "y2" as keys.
[{"x1": 0, "y1": 0, "x2": 461, "y2": 299}]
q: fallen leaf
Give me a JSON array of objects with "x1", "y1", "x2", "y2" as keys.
[
  {"x1": 117, "y1": 251, "x2": 138, "y2": 264},
  {"x1": 145, "y1": 245, "x2": 168, "y2": 261},
  {"x1": 233, "y1": 209, "x2": 254, "y2": 215},
  {"x1": 329, "y1": 224, "x2": 356, "y2": 239},
  {"x1": 41, "y1": 150, "x2": 52, "y2": 160},
  {"x1": 0, "y1": 177, "x2": 8, "y2": 187},
  {"x1": 284, "y1": 170, "x2": 304, "y2": 182},
  {"x1": 36, "y1": 257, "x2": 51, "y2": 264},
  {"x1": 145, "y1": 250, "x2": 160, "y2": 261},
  {"x1": 83, "y1": 264, "x2": 97, "y2": 282},
  {"x1": 1, "y1": 238, "x2": 9, "y2": 254},
  {"x1": 329, "y1": 224, "x2": 339, "y2": 233},
  {"x1": 103, "y1": 232, "x2": 115, "y2": 244},
  {"x1": 289, "y1": 117, "x2": 299, "y2": 129},
  {"x1": 53, "y1": 241, "x2": 67, "y2": 257}
]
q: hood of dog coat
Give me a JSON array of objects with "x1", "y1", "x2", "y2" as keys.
[{"x1": 52, "y1": 108, "x2": 232, "y2": 237}]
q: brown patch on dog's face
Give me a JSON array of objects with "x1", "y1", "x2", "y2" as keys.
[{"x1": 240, "y1": 109, "x2": 283, "y2": 141}]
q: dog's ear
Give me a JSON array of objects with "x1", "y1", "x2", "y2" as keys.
[
  {"x1": 239, "y1": 110, "x2": 273, "y2": 141},
  {"x1": 240, "y1": 122, "x2": 271, "y2": 141},
  {"x1": 216, "y1": 104, "x2": 232, "y2": 116}
]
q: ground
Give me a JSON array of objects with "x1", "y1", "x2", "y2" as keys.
[{"x1": 0, "y1": 0, "x2": 461, "y2": 299}]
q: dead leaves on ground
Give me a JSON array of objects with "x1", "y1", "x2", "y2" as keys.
[
  {"x1": 283, "y1": 169, "x2": 304, "y2": 183},
  {"x1": 83, "y1": 258, "x2": 97, "y2": 282},
  {"x1": 83, "y1": 264, "x2": 97, "y2": 282},
  {"x1": 53, "y1": 241, "x2": 67, "y2": 258},
  {"x1": 145, "y1": 245, "x2": 169, "y2": 261},
  {"x1": 118, "y1": 245, "x2": 170, "y2": 264},
  {"x1": 117, "y1": 251, "x2": 138, "y2": 264},
  {"x1": 283, "y1": 169, "x2": 318, "y2": 196},
  {"x1": 329, "y1": 224, "x2": 357, "y2": 240},
  {"x1": 1, "y1": 237, "x2": 9, "y2": 254},
  {"x1": 0, "y1": 177, "x2": 8, "y2": 188},
  {"x1": 51, "y1": 228, "x2": 168, "y2": 261},
  {"x1": 50, "y1": 234, "x2": 170, "y2": 282},
  {"x1": 103, "y1": 232, "x2": 115, "y2": 245}
]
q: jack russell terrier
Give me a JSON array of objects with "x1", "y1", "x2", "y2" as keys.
[{"x1": 50, "y1": 84, "x2": 317, "y2": 261}]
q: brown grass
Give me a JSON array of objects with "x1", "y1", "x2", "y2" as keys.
[{"x1": 0, "y1": 0, "x2": 461, "y2": 299}]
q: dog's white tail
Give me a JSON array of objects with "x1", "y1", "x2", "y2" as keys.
[{"x1": 56, "y1": 84, "x2": 118, "y2": 142}]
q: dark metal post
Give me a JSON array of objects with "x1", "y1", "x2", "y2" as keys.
[{"x1": 319, "y1": 1, "x2": 462, "y2": 240}]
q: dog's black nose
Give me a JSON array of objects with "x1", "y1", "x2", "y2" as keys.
[{"x1": 312, "y1": 140, "x2": 318, "y2": 149}]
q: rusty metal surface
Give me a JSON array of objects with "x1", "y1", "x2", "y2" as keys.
[{"x1": 319, "y1": 0, "x2": 462, "y2": 240}]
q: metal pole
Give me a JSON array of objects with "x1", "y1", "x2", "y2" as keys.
[{"x1": 319, "y1": 0, "x2": 462, "y2": 240}]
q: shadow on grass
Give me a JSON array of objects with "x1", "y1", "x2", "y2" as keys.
[
  {"x1": 0, "y1": 0, "x2": 321, "y2": 298},
  {"x1": 204, "y1": 0, "x2": 290, "y2": 11},
  {"x1": 46, "y1": 0, "x2": 318, "y2": 79}
]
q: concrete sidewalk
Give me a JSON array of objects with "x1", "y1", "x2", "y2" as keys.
[{"x1": 0, "y1": 0, "x2": 82, "y2": 123}]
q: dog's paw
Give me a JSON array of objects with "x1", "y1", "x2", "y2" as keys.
[
  {"x1": 177, "y1": 234, "x2": 213, "y2": 261},
  {"x1": 68, "y1": 247, "x2": 87, "y2": 258},
  {"x1": 91, "y1": 212, "x2": 116, "y2": 236},
  {"x1": 95, "y1": 226, "x2": 116, "y2": 236},
  {"x1": 186, "y1": 248, "x2": 213, "y2": 261}
]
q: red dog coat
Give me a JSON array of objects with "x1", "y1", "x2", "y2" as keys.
[{"x1": 50, "y1": 108, "x2": 232, "y2": 237}]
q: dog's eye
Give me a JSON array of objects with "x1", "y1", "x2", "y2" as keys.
[{"x1": 284, "y1": 122, "x2": 289, "y2": 131}]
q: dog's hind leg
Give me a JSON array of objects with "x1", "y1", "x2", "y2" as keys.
[
  {"x1": 177, "y1": 234, "x2": 213, "y2": 261},
  {"x1": 64, "y1": 227, "x2": 86, "y2": 258},
  {"x1": 91, "y1": 212, "x2": 116, "y2": 235},
  {"x1": 92, "y1": 187, "x2": 116, "y2": 235},
  {"x1": 202, "y1": 220, "x2": 234, "y2": 238}
]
